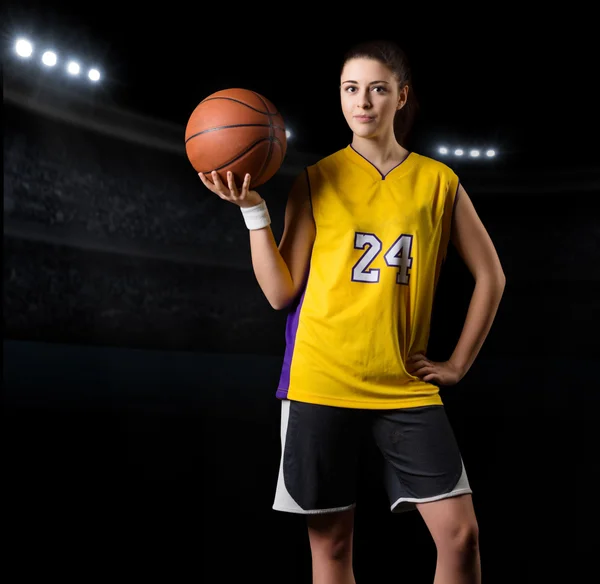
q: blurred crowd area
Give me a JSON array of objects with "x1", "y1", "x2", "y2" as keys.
[
  {"x1": 4, "y1": 103, "x2": 292, "y2": 257},
  {"x1": 3, "y1": 102, "x2": 293, "y2": 353},
  {"x1": 4, "y1": 237, "x2": 288, "y2": 354}
]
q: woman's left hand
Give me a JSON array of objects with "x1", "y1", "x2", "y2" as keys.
[{"x1": 406, "y1": 353, "x2": 464, "y2": 386}]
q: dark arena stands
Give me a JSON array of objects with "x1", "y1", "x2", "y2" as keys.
[
  {"x1": 3, "y1": 83, "x2": 315, "y2": 354},
  {"x1": 4, "y1": 52, "x2": 599, "y2": 583}
]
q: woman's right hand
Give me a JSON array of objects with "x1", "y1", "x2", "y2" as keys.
[{"x1": 198, "y1": 170, "x2": 264, "y2": 209}]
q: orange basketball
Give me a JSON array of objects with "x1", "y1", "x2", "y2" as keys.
[{"x1": 185, "y1": 88, "x2": 287, "y2": 190}]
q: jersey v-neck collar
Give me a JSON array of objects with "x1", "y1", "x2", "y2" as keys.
[{"x1": 345, "y1": 144, "x2": 417, "y2": 180}]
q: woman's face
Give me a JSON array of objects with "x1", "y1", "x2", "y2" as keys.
[{"x1": 340, "y1": 57, "x2": 408, "y2": 140}]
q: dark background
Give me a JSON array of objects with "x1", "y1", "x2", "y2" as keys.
[{"x1": 3, "y1": 4, "x2": 598, "y2": 583}]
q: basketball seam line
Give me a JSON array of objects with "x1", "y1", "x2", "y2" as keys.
[
  {"x1": 199, "y1": 96, "x2": 279, "y2": 116},
  {"x1": 185, "y1": 123, "x2": 285, "y2": 144},
  {"x1": 198, "y1": 137, "x2": 284, "y2": 173},
  {"x1": 251, "y1": 91, "x2": 276, "y2": 185}
]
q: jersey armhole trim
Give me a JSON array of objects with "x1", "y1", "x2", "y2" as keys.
[
  {"x1": 449, "y1": 181, "x2": 460, "y2": 240},
  {"x1": 304, "y1": 166, "x2": 313, "y2": 218}
]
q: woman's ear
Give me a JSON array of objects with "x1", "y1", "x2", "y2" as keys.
[{"x1": 397, "y1": 85, "x2": 409, "y2": 110}]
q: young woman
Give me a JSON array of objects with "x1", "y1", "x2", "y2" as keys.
[{"x1": 199, "y1": 39, "x2": 505, "y2": 584}]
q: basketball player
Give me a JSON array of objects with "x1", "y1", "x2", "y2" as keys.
[{"x1": 199, "y1": 39, "x2": 505, "y2": 584}]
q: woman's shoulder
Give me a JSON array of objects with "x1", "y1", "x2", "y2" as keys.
[
  {"x1": 309, "y1": 147, "x2": 349, "y2": 169},
  {"x1": 410, "y1": 152, "x2": 458, "y2": 179}
]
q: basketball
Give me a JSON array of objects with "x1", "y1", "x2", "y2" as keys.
[{"x1": 185, "y1": 88, "x2": 287, "y2": 190}]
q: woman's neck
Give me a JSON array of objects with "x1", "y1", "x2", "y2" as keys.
[{"x1": 351, "y1": 134, "x2": 410, "y2": 170}]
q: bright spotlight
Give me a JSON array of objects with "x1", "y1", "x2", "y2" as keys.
[
  {"x1": 67, "y1": 61, "x2": 80, "y2": 75},
  {"x1": 470, "y1": 149, "x2": 480, "y2": 157},
  {"x1": 88, "y1": 68, "x2": 101, "y2": 82},
  {"x1": 42, "y1": 51, "x2": 57, "y2": 66},
  {"x1": 285, "y1": 129, "x2": 292, "y2": 139},
  {"x1": 15, "y1": 38, "x2": 33, "y2": 58},
  {"x1": 439, "y1": 147, "x2": 448, "y2": 154},
  {"x1": 486, "y1": 149, "x2": 496, "y2": 157},
  {"x1": 454, "y1": 149, "x2": 464, "y2": 156}
]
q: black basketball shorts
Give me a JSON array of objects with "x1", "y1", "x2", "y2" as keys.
[{"x1": 273, "y1": 399, "x2": 472, "y2": 514}]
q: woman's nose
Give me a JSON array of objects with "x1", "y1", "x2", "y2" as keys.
[{"x1": 357, "y1": 91, "x2": 372, "y2": 109}]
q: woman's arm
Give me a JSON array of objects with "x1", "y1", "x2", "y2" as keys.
[
  {"x1": 252, "y1": 171, "x2": 316, "y2": 310},
  {"x1": 446, "y1": 184, "x2": 506, "y2": 377},
  {"x1": 198, "y1": 170, "x2": 315, "y2": 310},
  {"x1": 408, "y1": 184, "x2": 506, "y2": 384}
]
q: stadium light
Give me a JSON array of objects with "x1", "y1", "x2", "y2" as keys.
[
  {"x1": 67, "y1": 61, "x2": 80, "y2": 75},
  {"x1": 15, "y1": 38, "x2": 33, "y2": 58},
  {"x1": 13, "y1": 36, "x2": 104, "y2": 84},
  {"x1": 42, "y1": 51, "x2": 57, "y2": 67},
  {"x1": 436, "y1": 144, "x2": 497, "y2": 160}
]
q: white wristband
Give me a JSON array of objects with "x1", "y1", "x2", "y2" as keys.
[{"x1": 240, "y1": 200, "x2": 271, "y2": 230}]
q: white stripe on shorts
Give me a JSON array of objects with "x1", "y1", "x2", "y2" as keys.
[
  {"x1": 272, "y1": 399, "x2": 356, "y2": 515},
  {"x1": 390, "y1": 459, "x2": 473, "y2": 513}
]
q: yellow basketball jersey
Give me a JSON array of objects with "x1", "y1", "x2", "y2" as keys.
[{"x1": 276, "y1": 145, "x2": 459, "y2": 409}]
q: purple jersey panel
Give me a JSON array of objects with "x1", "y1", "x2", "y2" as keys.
[{"x1": 276, "y1": 285, "x2": 308, "y2": 399}]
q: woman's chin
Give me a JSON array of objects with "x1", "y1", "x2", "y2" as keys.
[{"x1": 352, "y1": 126, "x2": 379, "y2": 139}]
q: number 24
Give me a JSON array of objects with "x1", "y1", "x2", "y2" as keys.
[{"x1": 351, "y1": 232, "x2": 414, "y2": 285}]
